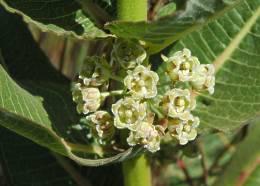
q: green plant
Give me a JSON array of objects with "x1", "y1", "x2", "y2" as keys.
[{"x1": 0, "y1": 0, "x2": 259, "y2": 186}]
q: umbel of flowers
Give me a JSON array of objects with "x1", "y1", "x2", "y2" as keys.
[{"x1": 72, "y1": 39, "x2": 215, "y2": 153}]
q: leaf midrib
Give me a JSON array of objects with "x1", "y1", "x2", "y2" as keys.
[{"x1": 213, "y1": 6, "x2": 260, "y2": 71}]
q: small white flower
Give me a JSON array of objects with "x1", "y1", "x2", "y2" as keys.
[
  {"x1": 112, "y1": 39, "x2": 146, "y2": 69},
  {"x1": 124, "y1": 65, "x2": 159, "y2": 99},
  {"x1": 127, "y1": 121, "x2": 161, "y2": 153},
  {"x1": 80, "y1": 87, "x2": 101, "y2": 114},
  {"x1": 191, "y1": 64, "x2": 215, "y2": 94},
  {"x1": 112, "y1": 97, "x2": 147, "y2": 130},
  {"x1": 86, "y1": 111, "x2": 115, "y2": 141},
  {"x1": 162, "y1": 48, "x2": 200, "y2": 82},
  {"x1": 161, "y1": 88, "x2": 196, "y2": 118},
  {"x1": 168, "y1": 114, "x2": 200, "y2": 145}
]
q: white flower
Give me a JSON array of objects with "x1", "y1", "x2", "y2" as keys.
[
  {"x1": 111, "y1": 39, "x2": 146, "y2": 69},
  {"x1": 161, "y1": 88, "x2": 196, "y2": 118},
  {"x1": 127, "y1": 121, "x2": 161, "y2": 153},
  {"x1": 167, "y1": 114, "x2": 200, "y2": 145},
  {"x1": 86, "y1": 111, "x2": 115, "y2": 141},
  {"x1": 124, "y1": 65, "x2": 159, "y2": 99},
  {"x1": 112, "y1": 97, "x2": 147, "y2": 130},
  {"x1": 162, "y1": 48, "x2": 200, "y2": 82},
  {"x1": 80, "y1": 87, "x2": 101, "y2": 114},
  {"x1": 191, "y1": 64, "x2": 215, "y2": 94}
]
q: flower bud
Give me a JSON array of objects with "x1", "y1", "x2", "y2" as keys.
[
  {"x1": 167, "y1": 113, "x2": 200, "y2": 145},
  {"x1": 112, "y1": 97, "x2": 147, "y2": 130},
  {"x1": 124, "y1": 65, "x2": 159, "y2": 99},
  {"x1": 162, "y1": 48, "x2": 200, "y2": 82},
  {"x1": 72, "y1": 83, "x2": 83, "y2": 103},
  {"x1": 161, "y1": 88, "x2": 196, "y2": 118},
  {"x1": 191, "y1": 64, "x2": 215, "y2": 94},
  {"x1": 111, "y1": 39, "x2": 146, "y2": 69},
  {"x1": 79, "y1": 57, "x2": 111, "y2": 87}
]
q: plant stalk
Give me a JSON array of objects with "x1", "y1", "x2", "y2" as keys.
[
  {"x1": 122, "y1": 154, "x2": 152, "y2": 186},
  {"x1": 117, "y1": 1, "x2": 150, "y2": 185},
  {"x1": 117, "y1": 1, "x2": 150, "y2": 186},
  {"x1": 117, "y1": 0, "x2": 147, "y2": 21}
]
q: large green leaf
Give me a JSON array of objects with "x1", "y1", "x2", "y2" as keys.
[
  {"x1": 0, "y1": 128, "x2": 77, "y2": 186},
  {"x1": 165, "y1": 0, "x2": 260, "y2": 131},
  {"x1": 106, "y1": 0, "x2": 242, "y2": 53},
  {"x1": 213, "y1": 122, "x2": 260, "y2": 186},
  {"x1": 0, "y1": 0, "x2": 109, "y2": 39},
  {"x1": 0, "y1": 127, "x2": 126, "y2": 186},
  {"x1": 0, "y1": 7, "x2": 136, "y2": 166}
]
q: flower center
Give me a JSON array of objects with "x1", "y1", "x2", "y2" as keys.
[
  {"x1": 184, "y1": 124, "x2": 191, "y2": 132},
  {"x1": 125, "y1": 110, "x2": 133, "y2": 118},
  {"x1": 180, "y1": 62, "x2": 191, "y2": 70},
  {"x1": 175, "y1": 97, "x2": 186, "y2": 107}
]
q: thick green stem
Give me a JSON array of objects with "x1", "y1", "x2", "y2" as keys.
[
  {"x1": 122, "y1": 154, "x2": 152, "y2": 186},
  {"x1": 117, "y1": 1, "x2": 150, "y2": 186},
  {"x1": 117, "y1": 0, "x2": 147, "y2": 21}
]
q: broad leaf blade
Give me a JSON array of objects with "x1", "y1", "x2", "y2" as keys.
[
  {"x1": 166, "y1": 0, "x2": 260, "y2": 131},
  {"x1": 106, "y1": 0, "x2": 242, "y2": 53},
  {"x1": 0, "y1": 128, "x2": 76, "y2": 186},
  {"x1": 0, "y1": 6, "x2": 67, "y2": 83},
  {"x1": 0, "y1": 128, "x2": 125, "y2": 186},
  {"x1": 0, "y1": 0, "x2": 109, "y2": 39},
  {"x1": 213, "y1": 123, "x2": 260, "y2": 186}
]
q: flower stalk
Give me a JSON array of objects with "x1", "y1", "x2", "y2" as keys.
[
  {"x1": 117, "y1": 0, "x2": 147, "y2": 21},
  {"x1": 122, "y1": 154, "x2": 151, "y2": 186}
]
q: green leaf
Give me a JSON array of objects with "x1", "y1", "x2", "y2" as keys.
[
  {"x1": 0, "y1": 127, "x2": 126, "y2": 186},
  {"x1": 0, "y1": 7, "x2": 138, "y2": 166},
  {"x1": 165, "y1": 0, "x2": 260, "y2": 131},
  {"x1": 0, "y1": 128, "x2": 76, "y2": 186},
  {"x1": 106, "y1": 0, "x2": 242, "y2": 53},
  {"x1": 0, "y1": 0, "x2": 109, "y2": 39},
  {"x1": 155, "y1": 2, "x2": 176, "y2": 19},
  {"x1": 213, "y1": 122, "x2": 260, "y2": 186}
]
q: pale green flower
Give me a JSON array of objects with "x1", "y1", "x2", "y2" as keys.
[
  {"x1": 111, "y1": 39, "x2": 146, "y2": 69},
  {"x1": 72, "y1": 83, "x2": 83, "y2": 103},
  {"x1": 167, "y1": 113, "x2": 200, "y2": 145},
  {"x1": 112, "y1": 97, "x2": 147, "y2": 130},
  {"x1": 162, "y1": 48, "x2": 200, "y2": 82},
  {"x1": 161, "y1": 88, "x2": 196, "y2": 119},
  {"x1": 191, "y1": 64, "x2": 215, "y2": 94},
  {"x1": 127, "y1": 121, "x2": 161, "y2": 153},
  {"x1": 86, "y1": 111, "x2": 115, "y2": 142},
  {"x1": 124, "y1": 65, "x2": 159, "y2": 99},
  {"x1": 71, "y1": 83, "x2": 87, "y2": 114}
]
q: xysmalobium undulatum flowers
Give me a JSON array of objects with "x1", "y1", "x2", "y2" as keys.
[{"x1": 71, "y1": 39, "x2": 215, "y2": 153}]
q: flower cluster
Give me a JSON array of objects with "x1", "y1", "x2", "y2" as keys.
[
  {"x1": 72, "y1": 40, "x2": 215, "y2": 153},
  {"x1": 160, "y1": 48, "x2": 215, "y2": 145},
  {"x1": 112, "y1": 66, "x2": 162, "y2": 152},
  {"x1": 72, "y1": 56, "x2": 116, "y2": 144},
  {"x1": 162, "y1": 48, "x2": 215, "y2": 94}
]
